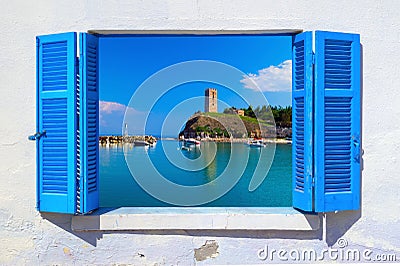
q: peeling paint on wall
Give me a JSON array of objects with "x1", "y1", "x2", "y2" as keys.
[{"x1": 194, "y1": 240, "x2": 219, "y2": 261}]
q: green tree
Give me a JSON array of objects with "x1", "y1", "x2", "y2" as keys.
[{"x1": 242, "y1": 105, "x2": 256, "y2": 118}]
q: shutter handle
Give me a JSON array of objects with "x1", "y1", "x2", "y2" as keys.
[
  {"x1": 352, "y1": 136, "x2": 360, "y2": 163},
  {"x1": 28, "y1": 130, "x2": 46, "y2": 141}
]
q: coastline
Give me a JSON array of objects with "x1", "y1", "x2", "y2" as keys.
[
  {"x1": 163, "y1": 137, "x2": 292, "y2": 144},
  {"x1": 99, "y1": 135, "x2": 292, "y2": 144}
]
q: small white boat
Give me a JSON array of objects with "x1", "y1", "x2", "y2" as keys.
[
  {"x1": 148, "y1": 140, "x2": 157, "y2": 147},
  {"x1": 247, "y1": 139, "x2": 266, "y2": 148},
  {"x1": 183, "y1": 138, "x2": 201, "y2": 146}
]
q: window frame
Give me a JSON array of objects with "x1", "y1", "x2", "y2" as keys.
[{"x1": 34, "y1": 29, "x2": 361, "y2": 223}]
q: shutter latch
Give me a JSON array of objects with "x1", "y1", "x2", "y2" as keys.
[
  {"x1": 28, "y1": 130, "x2": 46, "y2": 141},
  {"x1": 352, "y1": 135, "x2": 361, "y2": 163}
]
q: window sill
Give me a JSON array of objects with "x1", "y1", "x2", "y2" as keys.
[{"x1": 71, "y1": 207, "x2": 320, "y2": 231}]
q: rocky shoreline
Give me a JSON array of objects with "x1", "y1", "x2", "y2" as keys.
[
  {"x1": 175, "y1": 137, "x2": 292, "y2": 144},
  {"x1": 99, "y1": 135, "x2": 157, "y2": 145},
  {"x1": 99, "y1": 136, "x2": 292, "y2": 145}
]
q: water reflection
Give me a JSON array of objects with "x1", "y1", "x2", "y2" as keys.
[{"x1": 202, "y1": 142, "x2": 218, "y2": 183}]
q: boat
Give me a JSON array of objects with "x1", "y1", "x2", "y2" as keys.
[
  {"x1": 133, "y1": 138, "x2": 157, "y2": 147},
  {"x1": 183, "y1": 138, "x2": 201, "y2": 146},
  {"x1": 148, "y1": 139, "x2": 157, "y2": 147},
  {"x1": 133, "y1": 140, "x2": 149, "y2": 146},
  {"x1": 247, "y1": 139, "x2": 266, "y2": 148}
]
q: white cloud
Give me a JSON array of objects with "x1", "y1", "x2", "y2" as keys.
[
  {"x1": 99, "y1": 101, "x2": 144, "y2": 130},
  {"x1": 240, "y1": 60, "x2": 292, "y2": 92},
  {"x1": 99, "y1": 100, "x2": 127, "y2": 114}
]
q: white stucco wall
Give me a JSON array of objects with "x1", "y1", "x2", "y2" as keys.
[{"x1": 1, "y1": 0, "x2": 399, "y2": 264}]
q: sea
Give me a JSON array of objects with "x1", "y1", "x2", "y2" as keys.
[{"x1": 100, "y1": 140, "x2": 292, "y2": 207}]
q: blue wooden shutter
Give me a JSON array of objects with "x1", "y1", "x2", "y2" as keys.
[
  {"x1": 314, "y1": 31, "x2": 361, "y2": 212},
  {"x1": 36, "y1": 32, "x2": 77, "y2": 213},
  {"x1": 79, "y1": 33, "x2": 99, "y2": 213},
  {"x1": 292, "y1": 32, "x2": 314, "y2": 211}
]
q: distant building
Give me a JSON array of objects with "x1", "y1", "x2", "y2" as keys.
[
  {"x1": 204, "y1": 88, "x2": 217, "y2": 113},
  {"x1": 235, "y1": 109, "x2": 245, "y2": 116},
  {"x1": 123, "y1": 123, "x2": 128, "y2": 137}
]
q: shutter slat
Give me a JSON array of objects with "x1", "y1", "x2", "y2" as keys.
[
  {"x1": 79, "y1": 33, "x2": 99, "y2": 213},
  {"x1": 37, "y1": 32, "x2": 77, "y2": 213},
  {"x1": 314, "y1": 31, "x2": 361, "y2": 212},
  {"x1": 292, "y1": 32, "x2": 314, "y2": 211}
]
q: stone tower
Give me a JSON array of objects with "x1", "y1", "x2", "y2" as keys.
[{"x1": 204, "y1": 88, "x2": 217, "y2": 113}]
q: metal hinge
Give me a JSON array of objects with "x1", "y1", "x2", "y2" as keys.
[
  {"x1": 311, "y1": 175, "x2": 315, "y2": 188},
  {"x1": 312, "y1": 53, "x2": 315, "y2": 65},
  {"x1": 28, "y1": 130, "x2": 46, "y2": 141}
]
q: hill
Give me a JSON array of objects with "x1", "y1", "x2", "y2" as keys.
[{"x1": 179, "y1": 113, "x2": 276, "y2": 139}]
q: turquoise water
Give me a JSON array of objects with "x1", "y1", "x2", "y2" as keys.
[{"x1": 100, "y1": 140, "x2": 292, "y2": 207}]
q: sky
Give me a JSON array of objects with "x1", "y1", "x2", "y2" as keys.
[{"x1": 99, "y1": 35, "x2": 292, "y2": 136}]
